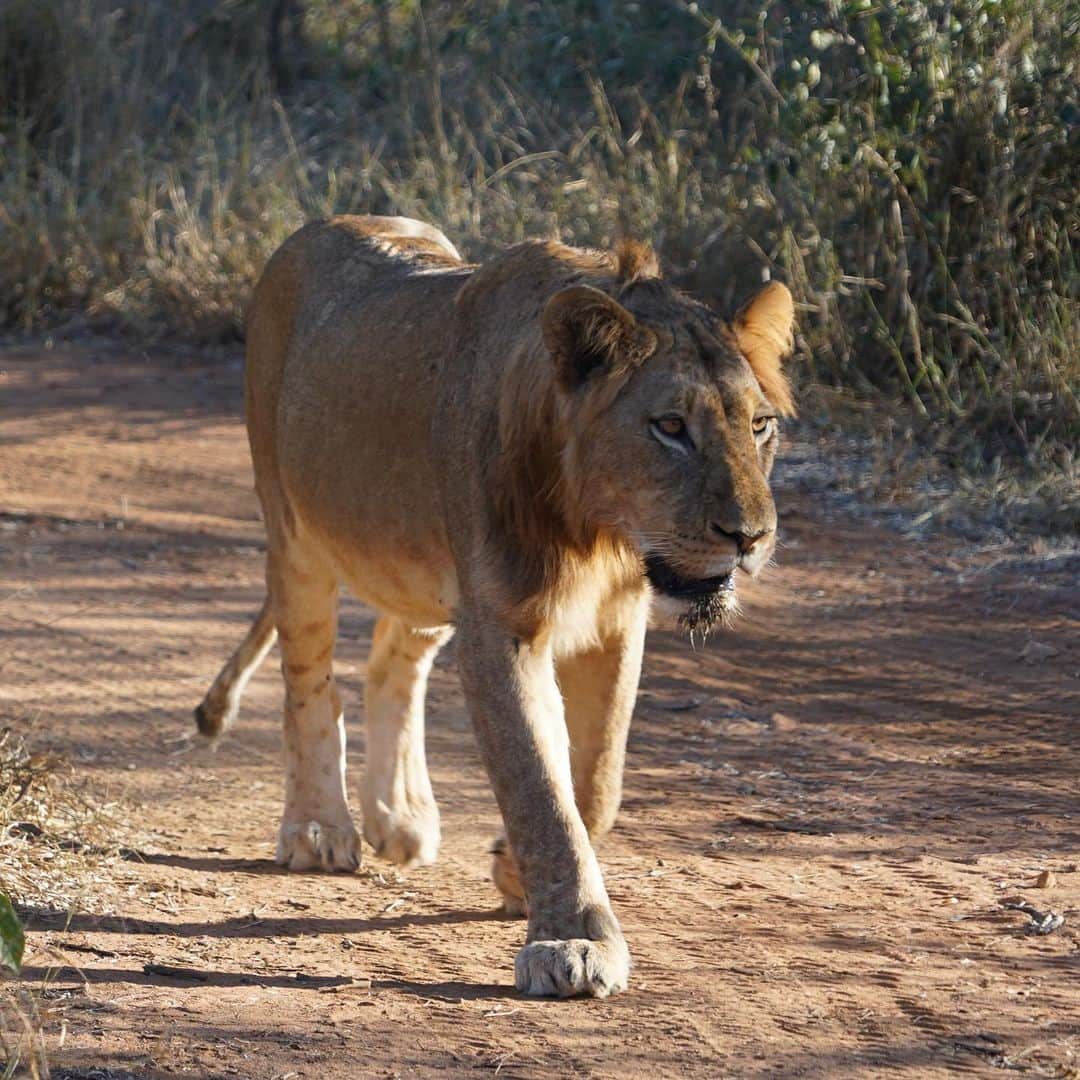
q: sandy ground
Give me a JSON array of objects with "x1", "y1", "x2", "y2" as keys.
[{"x1": 1, "y1": 340, "x2": 1077, "y2": 1079}]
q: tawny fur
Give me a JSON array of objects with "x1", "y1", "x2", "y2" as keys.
[{"x1": 196, "y1": 215, "x2": 795, "y2": 999}]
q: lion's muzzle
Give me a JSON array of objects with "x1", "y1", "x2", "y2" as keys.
[{"x1": 644, "y1": 553, "x2": 740, "y2": 636}]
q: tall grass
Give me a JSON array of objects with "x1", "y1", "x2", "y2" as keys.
[{"x1": 1, "y1": 0, "x2": 1076, "y2": 518}]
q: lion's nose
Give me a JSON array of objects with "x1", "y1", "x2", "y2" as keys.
[{"x1": 710, "y1": 523, "x2": 770, "y2": 556}]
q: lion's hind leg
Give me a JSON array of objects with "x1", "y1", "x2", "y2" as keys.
[
  {"x1": 271, "y1": 544, "x2": 360, "y2": 872},
  {"x1": 490, "y1": 834, "x2": 527, "y2": 917},
  {"x1": 195, "y1": 597, "x2": 278, "y2": 738},
  {"x1": 361, "y1": 616, "x2": 452, "y2": 868},
  {"x1": 559, "y1": 608, "x2": 647, "y2": 841}
]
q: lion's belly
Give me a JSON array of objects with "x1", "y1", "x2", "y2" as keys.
[
  {"x1": 280, "y1": 444, "x2": 460, "y2": 628},
  {"x1": 327, "y1": 523, "x2": 458, "y2": 628}
]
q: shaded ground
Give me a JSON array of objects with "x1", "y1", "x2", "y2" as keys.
[{"x1": 1, "y1": 341, "x2": 1077, "y2": 1078}]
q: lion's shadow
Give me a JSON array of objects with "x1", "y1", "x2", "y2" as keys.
[{"x1": 19, "y1": 903, "x2": 507, "y2": 940}]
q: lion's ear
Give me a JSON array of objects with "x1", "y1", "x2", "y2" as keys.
[
  {"x1": 543, "y1": 285, "x2": 657, "y2": 390},
  {"x1": 733, "y1": 281, "x2": 796, "y2": 417}
]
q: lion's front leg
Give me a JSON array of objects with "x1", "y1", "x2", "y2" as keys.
[
  {"x1": 491, "y1": 594, "x2": 648, "y2": 918},
  {"x1": 458, "y1": 613, "x2": 629, "y2": 999}
]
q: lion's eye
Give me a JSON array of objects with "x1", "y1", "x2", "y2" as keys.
[
  {"x1": 655, "y1": 417, "x2": 686, "y2": 439},
  {"x1": 752, "y1": 415, "x2": 775, "y2": 438}
]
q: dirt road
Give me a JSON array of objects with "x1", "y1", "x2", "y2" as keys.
[{"x1": 2, "y1": 341, "x2": 1077, "y2": 1078}]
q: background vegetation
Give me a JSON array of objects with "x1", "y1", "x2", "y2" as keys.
[
  {"x1": 0, "y1": 727, "x2": 119, "y2": 1077},
  {"x1": 1, "y1": 0, "x2": 1076, "y2": 521}
]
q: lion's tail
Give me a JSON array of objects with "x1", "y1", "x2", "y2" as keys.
[{"x1": 194, "y1": 597, "x2": 277, "y2": 739}]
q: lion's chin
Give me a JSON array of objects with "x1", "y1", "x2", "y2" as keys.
[
  {"x1": 644, "y1": 554, "x2": 739, "y2": 638},
  {"x1": 651, "y1": 586, "x2": 739, "y2": 637}
]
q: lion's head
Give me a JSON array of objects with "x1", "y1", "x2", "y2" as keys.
[{"x1": 538, "y1": 243, "x2": 796, "y2": 635}]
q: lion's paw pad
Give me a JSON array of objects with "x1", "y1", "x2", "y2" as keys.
[
  {"x1": 276, "y1": 820, "x2": 360, "y2": 872},
  {"x1": 514, "y1": 938, "x2": 630, "y2": 998}
]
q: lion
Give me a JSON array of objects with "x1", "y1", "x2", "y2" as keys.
[{"x1": 196, "y1": 214, "x2": 795, "y2": 998}]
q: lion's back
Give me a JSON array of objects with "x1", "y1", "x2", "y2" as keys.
[{"x1": 244, "y1": 213, "x2": 467, "y2": 468}]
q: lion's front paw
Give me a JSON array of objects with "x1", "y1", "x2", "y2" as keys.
[
  {"x1": 362, "y1": 801, "x2": 440, "y2": 868},
  {"x1": 514, "y1": 937, "x2": 630, "y2": 998},
  {"x1": 276, "y1": 820, "x2": 361, "y2": 872}
]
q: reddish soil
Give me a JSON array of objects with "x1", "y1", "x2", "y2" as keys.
[{"x1": 2, "y1": 341, "x2": 1077, "y2": 1079}]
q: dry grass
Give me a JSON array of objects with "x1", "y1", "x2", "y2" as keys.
[
  {"x1": 0, "y1": 729, "x2": 125, "y2": 1079},
  {"x1": 0, "y1": 0, "x2": 1076, "y2": 527},
  {"x1": 0, "y1": 730, "x2": 121, "y2": 915},
  {"x1": 0, "y1": 987, "x2": 48, "y2": 1079}
]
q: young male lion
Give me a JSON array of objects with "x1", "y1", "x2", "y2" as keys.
[{"x1": 197, "y1": 215, "x2": 795, "y2": 998}]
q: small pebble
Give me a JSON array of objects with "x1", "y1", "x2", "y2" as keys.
[
  {"x1": 1019, "y1": 640, "x2": 1059, "y2": 664},
  {"x1": 1035, "y1": 870, "x2": 1056, "y2": 889}
]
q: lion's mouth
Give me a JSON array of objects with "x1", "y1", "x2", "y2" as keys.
[
  {"x1": 644, "y1": 554, "x2": 738, "y2": 637},
  {"x1": 643, "y1": 554, "x2": 734, "y2": 600}
]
